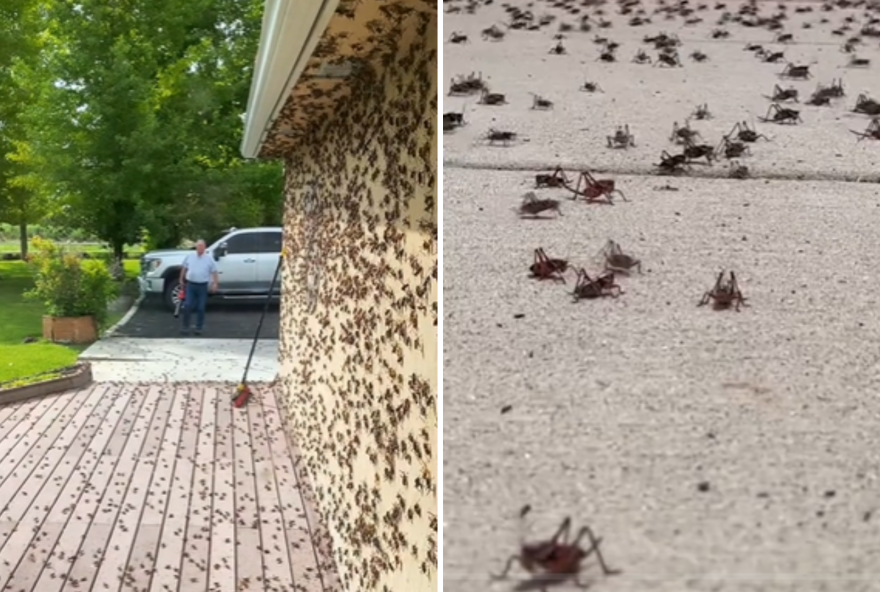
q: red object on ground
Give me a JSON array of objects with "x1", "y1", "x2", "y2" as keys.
[{"x1": 233, "y1": 384, "x2": 251, "y2": 408}]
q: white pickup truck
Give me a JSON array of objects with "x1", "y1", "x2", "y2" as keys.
[{"x1": 138, "y1": 226, "x2": 283, "y2": 311}]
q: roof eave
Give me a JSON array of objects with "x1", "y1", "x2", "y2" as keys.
[{"x1": 240, "y1": 0, "x2": 341, "y2": 159}]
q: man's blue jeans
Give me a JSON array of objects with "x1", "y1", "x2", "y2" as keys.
[{"x1": 181, "y1": 281, "x2": 209, "y2": 332}]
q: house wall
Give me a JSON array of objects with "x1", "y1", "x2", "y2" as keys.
[{"x1": 276, "y1": 10, "x2": 437, "y2": 592}]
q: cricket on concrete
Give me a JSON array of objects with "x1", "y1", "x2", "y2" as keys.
[{"x1": 443, "y1": 0, "x2": 880, "y2": 590}]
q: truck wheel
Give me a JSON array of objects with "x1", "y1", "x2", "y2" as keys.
[{"x1": 163, "y1": 278, "x2": 183, "y2": 312}]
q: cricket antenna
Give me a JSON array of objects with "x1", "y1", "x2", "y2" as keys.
[{"x1": 517, "y1": 504, "x2": 533, "y2": 543}]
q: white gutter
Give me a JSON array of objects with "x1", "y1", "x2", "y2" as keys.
[{"x1": 240, "y1": 0, "x2": 342, "y2": 159}]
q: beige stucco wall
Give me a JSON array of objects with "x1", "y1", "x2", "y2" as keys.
[{"x1": 275, "y1": 9, "x2": 437, "y2": 592}]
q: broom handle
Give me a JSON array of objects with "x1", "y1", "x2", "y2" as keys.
[{"x1": 240, "y1": 250, "x2": 284, "y2": 385}]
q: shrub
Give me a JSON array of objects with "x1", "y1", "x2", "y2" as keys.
[{"x1": 24, "y1": 237, "x2": 119, "y2": 326}]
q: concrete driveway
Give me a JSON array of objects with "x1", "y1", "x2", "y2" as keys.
[
  {"x1": 80, "y1": 337, "x2": 279, "y2": 383},
  {"x1": 115, "y1": 300, "x2": 279, "y2": 340},
  {"x1": 78, "y1": 300, "x2": 280, "y2": 383}
]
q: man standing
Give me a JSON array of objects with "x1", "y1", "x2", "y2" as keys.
[{"x1": 180, "y1": 239, "x2": 219, "y2": 335}]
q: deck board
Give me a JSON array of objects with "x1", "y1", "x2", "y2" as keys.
[
  {"x1": 0, "y1": 395, "x2": 60, "y2": 463},
  {"x1": 260, "y1": 389, "x2": 325, "y2": 592},
  {"x1": 0, "y1": 399, "x2": 23, "y2": 430},
  {"x1": 153, "y1": 384, "x2": 201, "y2": 592},
  {"x1": 93, "y1": 384, "x2": 168, "y2": 592},
  {"x1": 0, "y1": 387, "x2": 98, "y2": 591},
  {"x1": 231, "y1": 384, "x2": 263, "y2": 591},
  {"x1": 80, "y1": 383, "x2": 155, "y2": 591},
  {"x1": 0, "y1": 396, "x2": 41, "y2": 448},
  {"x1": 127, "y1": 384, "x2": 187, "y2": 592},
  {"x1": 35, "y1": 386, "x2": 135, "y2": 592},
  {"x1": 0, "y1": 384, "x2": 109, "y2": 592},
  {"x1": 178, "y1": 385, "x2": 216, "y2": 591},
  {"x1": 248, "y1": 393, "x2": 296, "y2": 592},
  {"x1": 0, "y1": 382, "x2": 329, "y2": 592},
  {"x1": 0, "y1": 393, "x2": 77, "y2": 493},
  {"x1": 236, "y1": 528, "x2": 264, "y2": 592},
  {"x1": 208, "y1": 389, "x2": 236, "y2": 592},
  {"x1": 248, "y1": 398, "x2": 295, "y2": 591}
]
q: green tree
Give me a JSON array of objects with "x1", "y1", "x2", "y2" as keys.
[
  {"x1": 13, "y1": 0, "x2": 283, "y2": 257},
  {"x1": 134, "y1": 0, "x2": 283, "y2": 246},
  {"x1": 0, "y1": 0, "x2": 47, "y2": 257},
  {"x1": 11, "y1": 0, "x2": 152, "y2": 258}
]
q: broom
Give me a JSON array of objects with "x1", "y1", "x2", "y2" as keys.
[{"x1": 233, "y1": 248, "x2": 285, "y2": 408}]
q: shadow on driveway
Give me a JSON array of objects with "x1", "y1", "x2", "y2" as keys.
[{"x1": 115, "y1": 299, "x2": 280, "y2": 339}]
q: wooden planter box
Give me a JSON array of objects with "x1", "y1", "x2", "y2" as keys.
[{"x1": 42, "y1": 315, "x2": 98, "y2": 344}]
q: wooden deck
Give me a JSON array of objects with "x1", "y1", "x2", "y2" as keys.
[{"x1": 0, "y1": 382, "x2": 331, "y2": 592}]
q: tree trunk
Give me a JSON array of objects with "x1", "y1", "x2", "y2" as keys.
[
  {"x1": 112, "y1": 241, "x2": 125, "y2": 261},
  {"x1": 18, "y1": 222, "x2": 28, "y2": 258},
  {"x1": 110, "y1": 240, "x2": 126, "y2": 281}
]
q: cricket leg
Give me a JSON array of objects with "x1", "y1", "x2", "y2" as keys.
[
  {"x1": 572, "y1": 527, "x2": 621, "y2": 576},
  {"x1": 551, "y1": 516, "x2": 573, "y2": 544},
  {"x1": 491, "y1": 555, "x2": 529, "y2": 580}
]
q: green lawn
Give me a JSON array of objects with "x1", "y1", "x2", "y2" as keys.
[
  {"x1": 0, "y1": 258, "x2": 140, "y2": 386},
  {"x1": 0, "y1": 240, "x2": 145, "y2": 258}
]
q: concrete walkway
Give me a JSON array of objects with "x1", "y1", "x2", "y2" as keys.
[{"x1": 79, "y1": 337, "x2": 279, "y2": 383}]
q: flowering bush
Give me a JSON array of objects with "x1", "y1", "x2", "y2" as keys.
[{"x1": 24, "y1": 237, "x2": 119, "y2": 326}]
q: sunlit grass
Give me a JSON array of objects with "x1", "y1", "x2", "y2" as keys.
[
  {"x1": 0, "y1": 240, "x2": 144, "y2": 257},
  {"x1": 0, "y1": 259, "x2": 139, "y2": 385}
]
